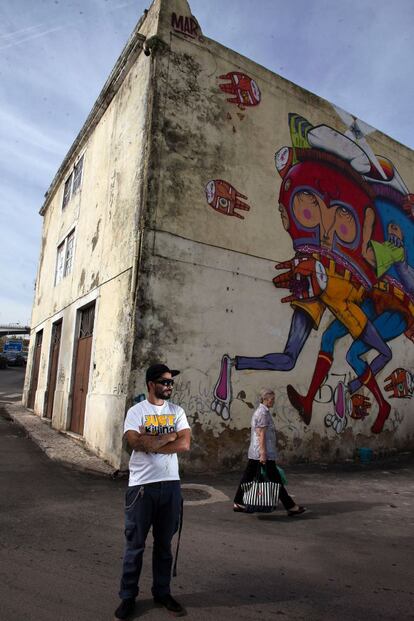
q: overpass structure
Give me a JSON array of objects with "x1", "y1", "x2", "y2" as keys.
[{"x1": 0, "y1": 324, "x2": 31, "y2": 338}]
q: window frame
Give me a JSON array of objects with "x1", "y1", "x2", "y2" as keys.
[
  {"x1": 62, "y1": 173, "x2": 73, "y2": 209},
  {"x1": 61, "y1": 153, "x2": 85, "y2": 209},
  {"x1": 72, "y1": 155, "x2": 84, "y2": 194},
  {"x1": 54, "y1": 241, "x2": 65, "y2": 285},
  {"x1": 64, "y1": 229, "x2": 75, "y2": 277},
  {"x1": 54, "y1": 228, "x2": 76, "y2": 286}
]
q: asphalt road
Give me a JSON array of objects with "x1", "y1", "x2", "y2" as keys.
[
  {"x1": 0, "y1": 404, "x2": 413, "y2": 621},
  {"x1": 0, "y1": 365, "x2": 25, "y2": 403}
]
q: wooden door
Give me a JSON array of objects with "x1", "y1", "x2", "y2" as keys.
[
  {"x1": 70, "y1": 304, "x2": 95, "y2": 435},
  {"x1": 45, "y1": 321, "x2": 62, "y2": 419},
  {"x1": 28, "y1": 331, "x2": 43, "y2": 409}
]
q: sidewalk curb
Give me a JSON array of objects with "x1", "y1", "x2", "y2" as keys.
[{"x1": 0, "y1": 402, "x2": 118, "y2": 478}]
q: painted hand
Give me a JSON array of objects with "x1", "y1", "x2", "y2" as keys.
[
  {"x1": 205, "y1": 179, "x2": 250, "y2": 219},
  {"x1": 384, "y1": 368, "x2": 414, "y2": 398},
  {"x1": 273, "y1": 256, "x2": 327, "y2": 302},
  {"x1": 218, "y1": 72, "x2": 261, "y2": 107},
  {"x1": 350, "y1": 394, "x2": 371, "y2": 419}
]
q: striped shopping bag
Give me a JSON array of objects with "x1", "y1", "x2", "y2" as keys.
[{"x1": 241, "y1": 467, "x2": 280, "y2": 512}]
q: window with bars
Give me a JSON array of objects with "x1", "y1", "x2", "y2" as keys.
[
  {"x1": 79, "y1": 304, "x2": 95, "y2": 338},
  {"x1": 55, "y1": 229, "x2": 75, "y2": 285},
  {"x1": 61, "y1": 154, "x2": 84, "y2": 208}
]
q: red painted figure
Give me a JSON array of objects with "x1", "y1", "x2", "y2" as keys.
[
  {"x1": 205, "y1": 179, "x2": 250, "y2": 219},
  {"x1": 219, "y1": 72, "x2": 261, "y2": 107}
]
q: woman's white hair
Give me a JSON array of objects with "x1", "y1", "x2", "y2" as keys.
[{"x1": 259, "y1": 387, "x2": 275, "y2": 402}]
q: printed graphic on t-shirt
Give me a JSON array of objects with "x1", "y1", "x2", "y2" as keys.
[{"x1": 144, "y1": 414, "x2": 176, "y2": 435}]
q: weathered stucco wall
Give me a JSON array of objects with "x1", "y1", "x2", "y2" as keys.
[
  {"x1": 130, "y1": 0, "x2": 414, "y2": 471},
  {"x1": 24, "y1": 0, "x2": 414, "y2": 472},
  {"x1": 24, "y1": 24, "x2": 155, "y2": 467}
]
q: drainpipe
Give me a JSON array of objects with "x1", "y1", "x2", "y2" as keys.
[{"x1": 130, "y1": 36, "x2": 161, "y2": 300}]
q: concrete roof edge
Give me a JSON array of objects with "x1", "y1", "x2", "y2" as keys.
[{"x1": 39, "y1": 13, "x2": 149, "y2": 217}]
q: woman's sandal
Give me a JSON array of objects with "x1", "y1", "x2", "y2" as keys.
[
  {"x1": 288, "y1": 506, "x2": 307, "y2": 517},
  {"x1": 233, "y1": 503, "x2": 248, "y2": 513}
]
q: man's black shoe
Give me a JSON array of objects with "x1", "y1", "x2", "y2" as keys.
[
  {"x1": 114, "y1": 597, "x2": 136, "y2": 619},
  {"x1": 153, "y1": 593, "x2": 186, "y2": 616}
]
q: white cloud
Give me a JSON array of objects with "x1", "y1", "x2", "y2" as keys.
[{"x1": 0, "y1": 107, "x2": 69, "y2": 156}]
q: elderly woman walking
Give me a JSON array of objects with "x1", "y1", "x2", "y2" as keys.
[{"x1": 233, "y1": 388, "x2": 306, "y2": 516}]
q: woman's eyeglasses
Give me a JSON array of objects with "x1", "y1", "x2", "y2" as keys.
[{"x1": 155, "y1": 379, "x2": 175, "y2": 387}]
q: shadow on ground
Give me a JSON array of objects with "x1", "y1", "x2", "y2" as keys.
[{"x1": 256, "y1": 500, "x2": 386, "y2": 522}]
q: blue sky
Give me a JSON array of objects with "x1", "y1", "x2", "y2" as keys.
[{"x1": 1, "y1": 0, "x2": 414, "y2": 324}]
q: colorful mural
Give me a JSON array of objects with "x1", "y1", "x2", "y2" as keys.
[
  {"x1": 211, "y1": 354, "x2": 232, "y2": 420},
  {"x1": 384, "y1": 368, "x2": 414, "y2": 398},
  {"x1": 211, "y1": 113, "x2": 414, "y2": 435},
  {"x1": 218, "y1": 72, "x2": 261, "y2": 109},
  {"x1": 205, "y1": 179, "x2": 250, "y2": 219},
  {"x1": 324, "y1": 381, "x2": 349, "y2": 434}
]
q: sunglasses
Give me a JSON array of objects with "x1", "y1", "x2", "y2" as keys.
[{"x1": 155, "y1": 379, "x2": 175, "y2": 387}]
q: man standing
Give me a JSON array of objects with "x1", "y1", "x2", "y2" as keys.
[{"x1": 114, "y1": 363, "x2": 191, "y2": 620}]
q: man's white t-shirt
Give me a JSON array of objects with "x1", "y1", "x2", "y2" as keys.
[{"x1": 124, "y1": 399, "x2": 190, "y2": 486}]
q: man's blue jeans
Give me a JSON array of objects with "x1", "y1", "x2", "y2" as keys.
[{"x1": 119, "y1": 480, "x2": 182, "y2": 600}]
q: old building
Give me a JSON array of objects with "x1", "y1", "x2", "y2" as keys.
[{"x1": 24, "y1": 0, "x2": 414, "y2": 471}]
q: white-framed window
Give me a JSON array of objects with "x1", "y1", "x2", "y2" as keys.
[
  {"x1": 61, "y1": 154, "x2": 84, "y2": 208},
  {"x1": 55, "y1": 242, "x2": 65, "y2": 285},
  {"x1": 64, "y1": 229, "x2": 75, "y2": 276},
  {"x1": 55, "y1": 229, "x2": 75, "y2": 285}
]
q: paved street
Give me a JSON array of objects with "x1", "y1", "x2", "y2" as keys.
[
  {"x1": 0, "y1": 398, "x2": 413, "y2": 621},
  {"x1": 0, "y1": 366, "x2": 25, "y2": 403},
  {"x1": 0, "y1": 367, "x2": 413, "y2": 620}
]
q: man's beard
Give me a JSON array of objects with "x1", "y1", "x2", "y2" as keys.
[{"x1": 154, "y1": 385, "x2": 172, "y2": 400}]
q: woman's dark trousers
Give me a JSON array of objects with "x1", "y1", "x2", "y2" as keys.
[{"x1": 234, "y1": 459, "x2": 296, "y2": 510}]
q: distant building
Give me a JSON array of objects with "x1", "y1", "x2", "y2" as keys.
[{"x1": 24, "y1": 0, "x2": 414, "y2": 471}]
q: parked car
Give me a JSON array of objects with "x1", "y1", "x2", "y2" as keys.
[
  {"x1": 3, "y1": 351, "x2": 26, "y2": 367},
  {"x1": 16, "y1": 352, "x2": 27, "y2": 366}
]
